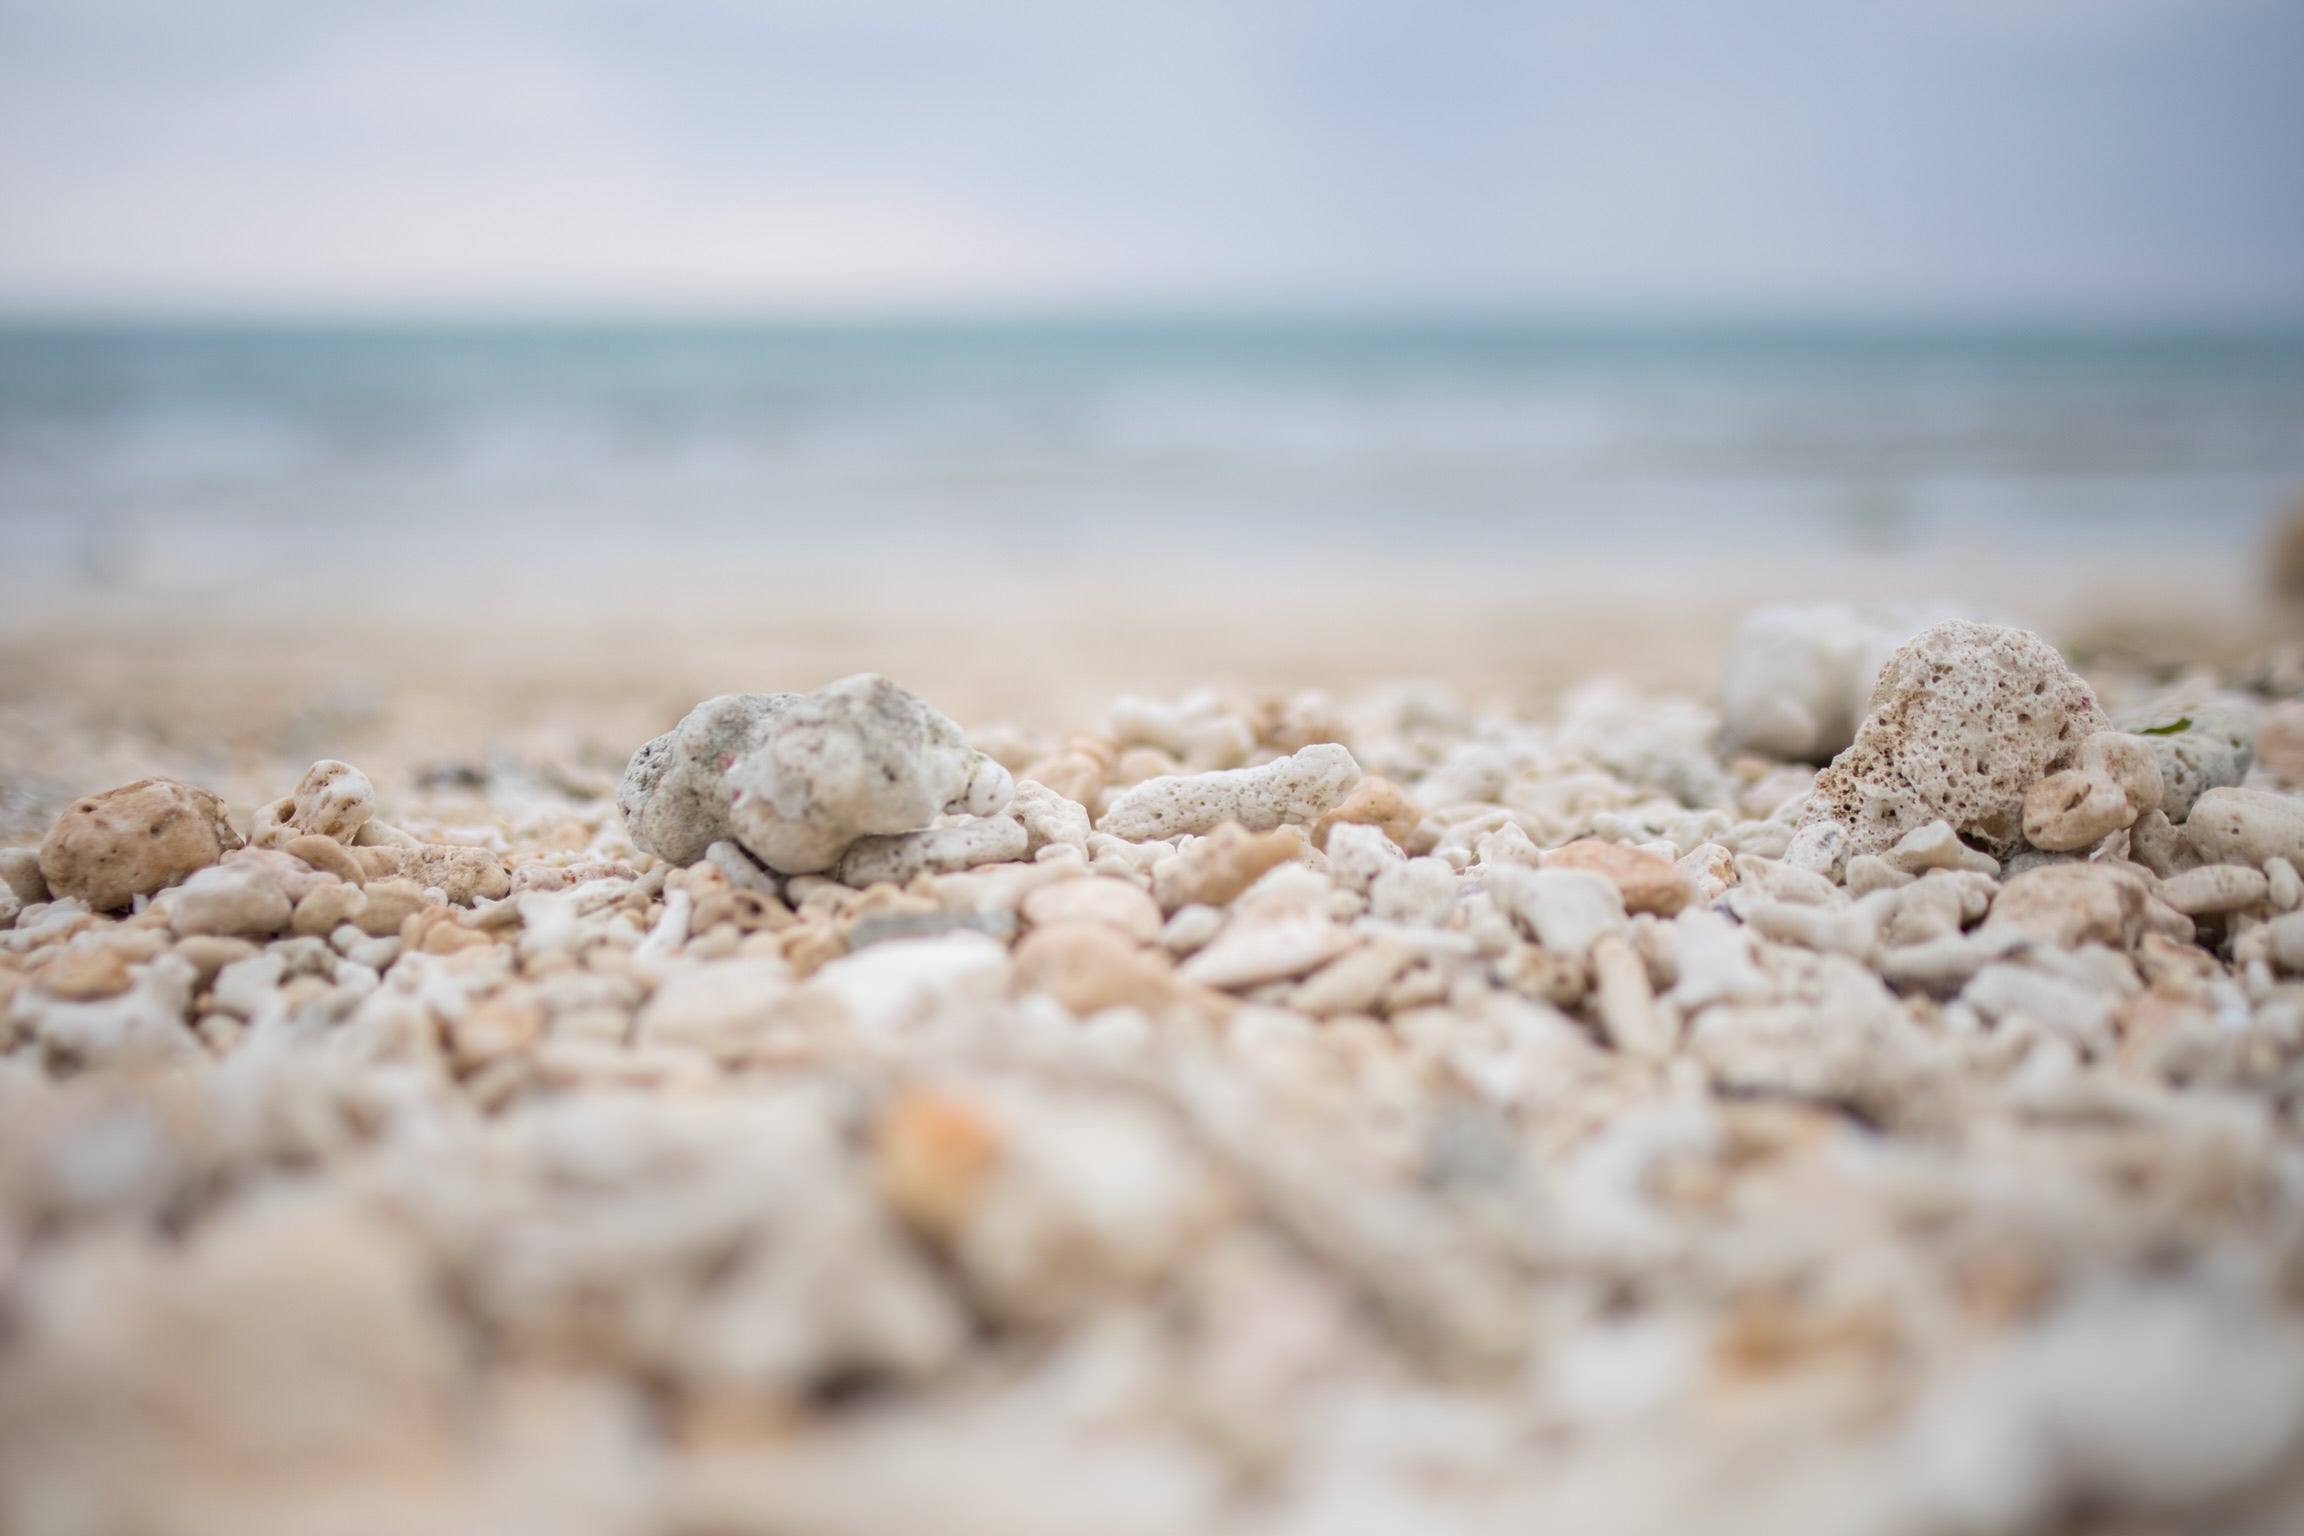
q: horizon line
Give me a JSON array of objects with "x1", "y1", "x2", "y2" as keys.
[{"x1": 4, "y1": 299, "x2": 2304, "y2": 343}]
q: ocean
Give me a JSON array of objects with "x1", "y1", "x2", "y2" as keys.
[{"x1": 3, "y1": 319, "x2": 2302, "y2": 602}]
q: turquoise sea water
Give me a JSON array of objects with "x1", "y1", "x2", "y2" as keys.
[{"x1": 2, "y1": 319, "x2": 2302, "y2": 597}]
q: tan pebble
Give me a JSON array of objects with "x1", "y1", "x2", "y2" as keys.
[
  {"x1": 1543, "y1": 839, "x2": 1694, "y2": 916},
  {"x1": 451, "y1": 991, "x2": 544, "y2": 1069},
  {"x1": 1291, "y1": 941, "x2": 1413, "y2": 1017},
  {"x1": 353, "y1": 878, "x2": 427, "y2": 938},
  {"x1": 1014, "y1": 920, "x2": 1189, "y2": 1015},
  {"x1": 1845, "y1": 854, "x2": 1916, "y2": 895},
  {"x1": 1152, "y1": 823, "x2": 1306, "y2": 912},
  {"x1": 291, "y1": 882, "x2": 365, "y2": 939},
  {"x1": 1311, "y1": 775, "x2": 1422, "y2": 852},
  {"x1": 2128, "y1": 810, "x2": 2195, "y2": 879},
  {"x1": 1880, "y1": 819, "x2": 2002, "y2": 877},
  {"x1": 222, "y1": 845, "x2": 339, "y2": 904},
  {"x1": 632, "y1": 957, "x2": 794, "y2": 1056},
  {"x1": 352, "y1": 844, "x2": 403, "y2": 879},
  {"x1": 408, "y1": 908, "x2": 495, "y2": 955},
  {"x1": 194, "y1": 1011, "x2": 244, "y2": 1052},
  {"x1": 252, "y1": 759, "x2": 378, "y2": 847},
  {"x1": 1178, "y1": 918, "x2": 1355, "y2": 991},
  {"x1": 1590, "y1": 931, "x2": 1673, "y2": 1056},
  {"x1": 1113, "y1": 745, "x2": 1182, "y2": 787},
  {"x1": 283, "y1": 833, "x2": 366, "y2": 886},
  {"x1": 1982, "y1": 863, "x2": 2152, "y2": 949},
  {"x1": 1022, "y1": 750, "x2": 1107, "y2": 808},
  {"x1": 1020, "y1": 877, "x2": 1163, "y2": 943},
  {"x1": 692, "y1": 884, "x2": 796, "y2": 935},
  {"x1": 37, "y1": 778, "x2": 242, "y2": 912},
  {"x1": 399, "y1": 843, "x2": 512, "y2": 906},
  {"x1": 2021, "y1": 732, "x2": 2165, "y2": 852},
  {"x1": 876, "y1": 1087, "x2": 1004, "y2": 1240},
  {"x1": 780, "y1": 922, "x2": 846, "y2": 978},
  {"x1": 162, "y1": 864, "x2": 293, "y2": 939},
  {"x1": 38, "y1": 946, "x2": 136, "y2": 1000},
  {"x1": 1496, "y1": 944, "x2": 1586, "y2": 1007},
  {"x1": 0, "y1": 845, "x2": 48, "y2": 905},
  {"x1": 172, "y1": 935, "x2": 260, "y2": 989},
  {"x1": 1379, "y1": 961, "x2": 1453, "y2": 1014}
]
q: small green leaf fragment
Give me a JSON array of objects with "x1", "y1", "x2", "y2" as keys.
[{"x1": 2137, "y1": 717, "x2": 2191, "y2": 737}]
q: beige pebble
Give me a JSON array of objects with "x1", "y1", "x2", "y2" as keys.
[
  {"x1": 1152, "y1": 823, "x2": 1306, "y2": 912},
  {"x1": 1590, "y1": 931, "x2": 1673, "y2": 1056},
  {"x1": 1311, "y1": 775, "x2": 1422, "y2": 852},
  {"x1": 2268, "y1": 857, "x2": 2302, "y2": 912},
  {"x1": 283, "y1": 833, "x2": 367, "y2": 886},
  {"x1": 397, "y1": 843, "x2": 512, "y2": 906},
  {"x1": 1982, "y1": 863, "x2": 2152, "y2": 950},
  {"x1": 1178, "y1": 918, "x2": 1355, "y2": 991},
  {"x1": 291, "y1": 882, "x2": 365, "y2": 939},
  {"x1": 2182, "y1": 788, "x2": 2304, "y2": 872},
  {"x1": 353, "y1": 878, "x2": 428, "y2": 938},
  {"x1": 1487, "y1": 866, "x2": 1627, "y2": 963},
  {"x1": 38, "y1": 778, "x2": 242, "y2": 912},
  {"x1": 171, "y1": 934, "x2": 260, "y2": 989},
  {"x1": 1368, "y1": 857, "x2": 1458, "y2": 927},
  {"x1": 1290, "y1": 940, "x2": 1414, "y2": 1017},
  {"x1": 35, "y1": 945, "x2": 136, "y2": 1000},
  {"x1": 284, "y1": 759, "x2": 378, "y2": 843},
  {"x1": 161, "y1": 864, "x2": 293, "y2": 940},
  {"x1": 1020, "y1": 877, "x2": 1163, "y2": 943},
  {"x1": 1881, "y1": 819, "x2": 2003, "y2": 877},
  {"x1": 1097, "y1": 743, "x2": 1361, "y2": 842},
  {"x1": 1013, "y1": 921, "x2": 1191, "y2": 1016},
  {"x1": 2156, "y1": 864, "x2": 2270, "y2": 917},
  {"x1": 2022, "y1": 732, "x2": 2166, "y2": 852},
  {"x1": 1, "y1": 846, "x2": 49, "y2": 906},
  {"x1": 1543, "y1": 839, "x2": 1694, "y2": 916},
  {"x1": 1009, "y1": 780, "x2": 1092, "y2": 854},
  {"x1": 1162, "y1": 904, "x2": 1224, "y2": 956}
]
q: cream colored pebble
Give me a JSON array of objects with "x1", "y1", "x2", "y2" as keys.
[
  {"x1": 1020, "y1": 877, "x2": 1164, "y2": 944},
  {"x1": 833, "y1": 815, "x2": 1028, "y2": 888},
  {"x1": 2267, "y1": 857, "x2": 2302, "y2": 913},
  {"x1": 1009, "y1": 780, "x2": 1092, "y2": 854},
  {"x1": 1325, "y1": 821, "x2": 1408, "y2": 895},
  {"x1": 1487, "y1": 866, "x2": 1626, "y2": 963},
  {"x1": 2156, "y1": 864, "x2": 2270, "y2": 917},
  {"x1": 2182, "y1": 788, "x2": 2304, "y2": 872},
  {"x1": 1161, "y1": 904, "x2": 1224, "y2": 956},
  {"x1": 1368, "y1": 858, "x2": 1458, "y2": 927},
  {"x1": 2022, "y1": 732, "x2": 2165, "y2": 853},
  {"x1": 1096, "y1": 743, "x2": 1361, "y2": 842},
  {"x1": 1881, "y1": 819, "x2": 2002, "y2": 877},
  {"x1": 1590, "y1": 931, "x2": 1672, "y2": 1057}
]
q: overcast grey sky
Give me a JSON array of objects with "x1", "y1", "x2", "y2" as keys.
[{"x1": 1, "y1": 0, "x2": 2299, "y2": 319}]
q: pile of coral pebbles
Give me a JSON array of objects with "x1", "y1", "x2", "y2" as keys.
[{"x1": 3, "y1": 618, "x2": 2303, "y2": 1536}]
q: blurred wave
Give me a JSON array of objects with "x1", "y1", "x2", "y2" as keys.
[{"x1": 3, "y1": 318, "x2": 2302, "y2": 597}]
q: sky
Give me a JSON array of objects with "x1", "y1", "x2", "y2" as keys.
[{"x1": 0, "y1": 0, "x2": 2300, "y2": 320}]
